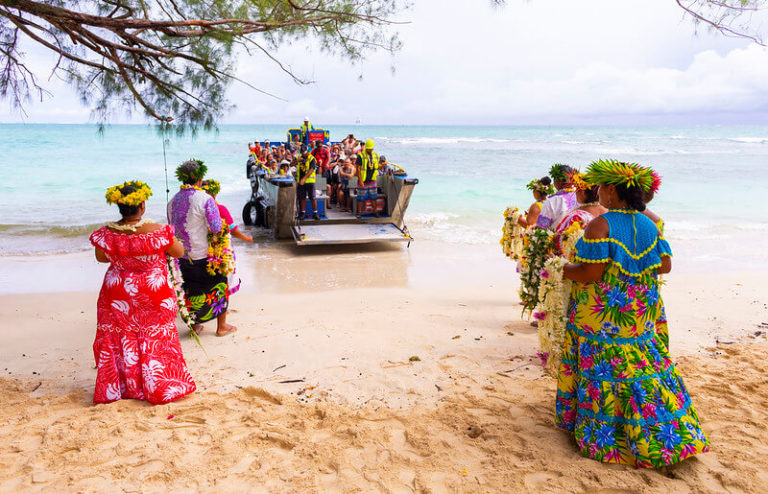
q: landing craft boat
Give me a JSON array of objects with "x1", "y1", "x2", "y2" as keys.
[{"x1": 242, "y1": 128, "x2": 418, "y2": 246}]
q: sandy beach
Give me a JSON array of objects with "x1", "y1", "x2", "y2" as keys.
[{"x1": 1, "y1": 238, "x2": 767, "y2": 492}]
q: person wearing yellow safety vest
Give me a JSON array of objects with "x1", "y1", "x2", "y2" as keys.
[
  {"x1": 300, "y1": 117, "x2": 314, "y2": 145},
  {"x1": 296, "y1": 144, "x2": 321, "y2": 221},
  {"x1": 356, "y1": 139, "x2": 381, "y2": 217}
]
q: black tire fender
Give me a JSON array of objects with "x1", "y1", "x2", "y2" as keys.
[{"x1": 242, "y1": 201, "x2": 257, "y2": 225}]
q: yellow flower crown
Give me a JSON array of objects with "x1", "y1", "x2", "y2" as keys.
[
  {"x1": 200, "y1": 179, "x2": 221, "y2": 196},
  {"x1": 105, "y1": 180, "x2": 152, "y2": 206}
]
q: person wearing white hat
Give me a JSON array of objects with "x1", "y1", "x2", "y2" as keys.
[{"x1": 300, "y1": 117, "x2": 313, "y2": 144}]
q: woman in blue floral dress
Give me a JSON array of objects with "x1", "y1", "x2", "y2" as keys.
[{"x1": 556, "y1": 160, "x2": 709, "y2": 468}]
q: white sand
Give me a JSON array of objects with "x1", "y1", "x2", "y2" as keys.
[{"x1": 0, "y1": 239, "x2": 767, "y2": 491}]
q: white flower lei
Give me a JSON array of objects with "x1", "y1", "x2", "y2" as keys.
[
  {"x1": 536, "y1": 228, "x2": 584, "y2": 374},
  {"x1": 561, "y1": 227, "x2": 584, "y2": 261},
  {"x1": 501, "y1": 206, "x2": 526, "y2": 260},
  {"x1": 166, "y1": 256, "x2": 193, "y2": 330},
  {"x1": 106, "y1": 218, "x2": 153, "y2": 232}
]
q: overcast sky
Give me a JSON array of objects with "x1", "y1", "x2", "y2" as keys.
[{"x1": 3, "y1": 0, "x2": 768, "y2": 125}]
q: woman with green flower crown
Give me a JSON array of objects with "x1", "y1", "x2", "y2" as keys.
[
  {"x1": 518, "y1": 176, "x2": 554, "y2": 228},
  {"x1": 555, "y1": 160, "x2": 709, "y2": 468},
  {"x1": 168, "y1": 160, "x2": 236, "y2": 337},
  {"x1": 89, "y1": 181, "x2": 196, "y2": 404}
]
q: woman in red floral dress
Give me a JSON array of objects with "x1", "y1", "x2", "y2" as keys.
[{"x1": 89, "y1": 180, "x2": 196, "y2": 404}]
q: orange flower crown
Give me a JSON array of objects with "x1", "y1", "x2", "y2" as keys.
[{"x1": 566, "y1": 170, "x2": 593, "y2": 191}]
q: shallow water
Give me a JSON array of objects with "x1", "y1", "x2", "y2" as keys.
[{"x1": 1, "y1": 123, "x2": 766, "y2": 268}]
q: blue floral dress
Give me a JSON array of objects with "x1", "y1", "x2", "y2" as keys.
[{"x1": 555, "y1": 210, "x2": 709, "y2": 468}]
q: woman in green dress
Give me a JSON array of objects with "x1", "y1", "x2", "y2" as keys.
[{"x1": 556, "y1": 160, "x2": 708, "y2": 468}]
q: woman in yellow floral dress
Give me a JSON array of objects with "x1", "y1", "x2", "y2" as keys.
[{"x1": 556, "y1": 160, "x2": 708, "y2": 468}]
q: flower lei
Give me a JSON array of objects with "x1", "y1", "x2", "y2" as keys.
[
  {"x1": 105, "y1": 180, "x2": 152, "y2": 206},
  {"x1": 167, "y1": 257, "x2": 193, "y2": 329},
  {"x1": 166, "y1": 256, "x2": 204, "y2": 350},
  {"x1": 500, "y1": 206, "x2": 526, "y2": 260},
  {"x1": 206, "y1": 219, "x2": 235, "y2": 276},
  {"x1": 536, "y1": 226, "x2": 584, "y2": 373},
  {"x1": 584, "y1": 159, "x2": 656, "y2": 192},
  {"x1": 106, "y1": 218, "x2": 153, "y2": 232},
  {"x1": 180, "y1": 184, "x2": 203, "y2": 192},
  {"x1": 537, "y1": 256, "x2": 568, "y2": 373},
  {"x1": 518, "y1": 227, "x2": 554, "y2": 317}
]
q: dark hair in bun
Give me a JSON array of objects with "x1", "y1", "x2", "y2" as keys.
[
  {"x1": 540, "y1": 176, "x2": 551, "y2": 186},
  {"x1": 117, "y1": 185, "x2": 141, "y2": 216},
  {"x1": 583, "y1": 185, "x2": 599, "y2": 204},
  {"x1": 615, "y1": 183, "x2": 646, "y2": 212}
]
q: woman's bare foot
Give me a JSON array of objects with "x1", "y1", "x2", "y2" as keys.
[
  {"x1": 215, "y1": 324, "x2": 237, "y2": 337},
  {"x1": 191, "y1": 323, "x2": 205, "y2": 334}
]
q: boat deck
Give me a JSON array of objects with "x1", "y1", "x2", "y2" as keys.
[{"x1": 292, "y1": 222, "x2": 410, "y2": 246}]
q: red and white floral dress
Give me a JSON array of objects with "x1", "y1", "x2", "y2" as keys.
[{"x1": 89, "y1": 225, "x2": 196, "y2": 405}]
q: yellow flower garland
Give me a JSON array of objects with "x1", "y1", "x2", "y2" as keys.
[
  {"x1": 500, "y1": 206, "x2": 526, "y2": 260},
  {"x1": 206, "y1": 220, "x2": 235, "y2": 276}
]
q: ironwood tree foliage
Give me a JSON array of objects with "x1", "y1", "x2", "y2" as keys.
[
  {"x1": 2, "y1": 1, "x2": 767, "y2": 128},
  {"x1": 0, "y1": 0, "x2": 404, "y2": 129},
  {"x1": 674, "y1": 0, "x2": 768, "y2": 45}
]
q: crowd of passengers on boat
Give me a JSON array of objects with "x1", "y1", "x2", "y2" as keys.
[{"x1": 247, "y1": 117, "x2": 404, "y2": 220}]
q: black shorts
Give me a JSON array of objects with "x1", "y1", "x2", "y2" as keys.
[{"x1": 297, "y1": 182, "x2": 315, "y2": 201}]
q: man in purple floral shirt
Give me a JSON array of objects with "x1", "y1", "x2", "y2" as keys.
[{"x1": 168, "y1": 159, "x2": 236, "y2": 337}]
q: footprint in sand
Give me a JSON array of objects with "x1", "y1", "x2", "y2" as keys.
[{"x1": 524, "y1": 471, "x2": 563, "y2": 489}]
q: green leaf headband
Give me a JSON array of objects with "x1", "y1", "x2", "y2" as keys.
[
  {"x1": 549, "y1": 163, "x2": 570, "y2": 181},
  {"x1": 584, "y1": 159, "x2": 655, "y2": 192},
  {"x1": 175, "y1": 158, "x2": 208, "y2": 183}
]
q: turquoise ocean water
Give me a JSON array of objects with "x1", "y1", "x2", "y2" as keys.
[{"x1": 1, "y1": 124, "x2": 767, "y2": 268}]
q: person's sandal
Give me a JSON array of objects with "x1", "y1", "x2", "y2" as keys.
[
  {"x1": 216, "y1": 325, "x2": 237, "y2": 337},
  {"x1": 191, "y1": 324, "x2": 205, "y2": 335}
]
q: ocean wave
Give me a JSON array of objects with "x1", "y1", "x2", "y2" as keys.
[
  {"x1": 407, "y1": 211, "x2": 460, "y2": 226},
  {"x1": 727, "y1": 137, "x2": 768, "y2": 144},
  {"x1": 0, "y1": 223, "x2": 104, "y2": 237},
  {"x1": 404, "y1": 211, "x2": 493, "y2": 244},
  {"x1": 381, "y1": 137, "x2": 514, "y2": 145}
]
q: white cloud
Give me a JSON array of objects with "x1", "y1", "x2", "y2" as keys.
[{"x1": 3, "y1": 0, "x2": 768, "y2": 124}]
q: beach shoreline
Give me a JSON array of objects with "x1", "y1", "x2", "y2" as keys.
[
  {"x1": 1, "y1": 240, "x2": 767, "y2": 492},
  {"x1": 1, "y1": 240, "x2": 767, "y2": 400}
]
